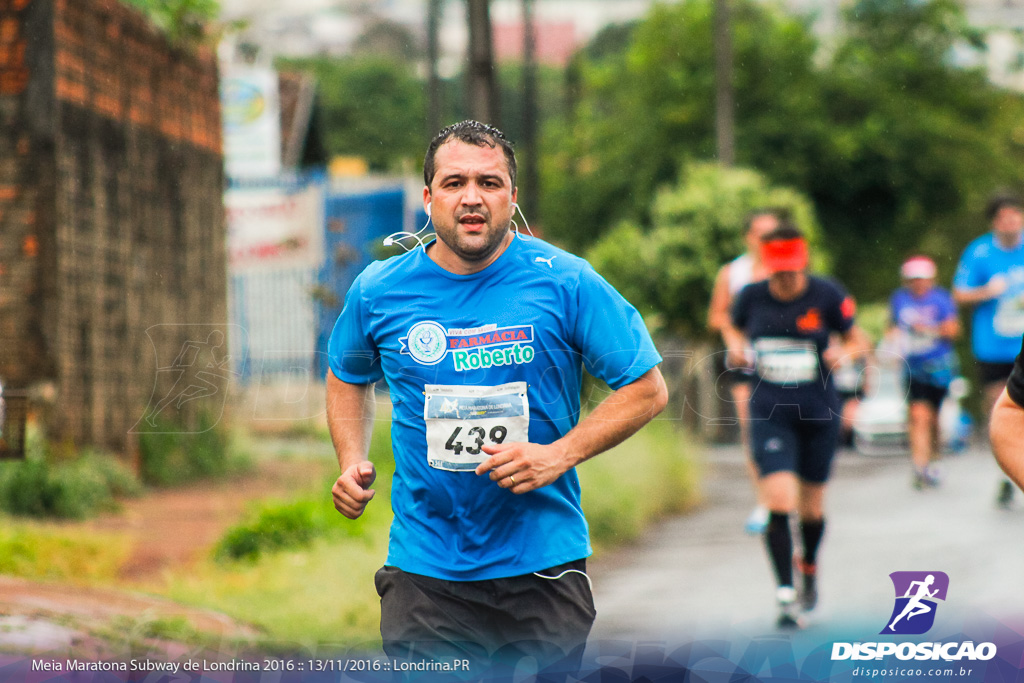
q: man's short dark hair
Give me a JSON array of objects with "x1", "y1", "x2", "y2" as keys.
[
  {"x1": 424, "y1": 120, "x2": 517, "y2": 189},
  {"x1": 762, "y1": 221, "x2": 803, "y2": 243},
  {"x1": 986, "y1": 192, "x2": 1023, "y2": 223}
]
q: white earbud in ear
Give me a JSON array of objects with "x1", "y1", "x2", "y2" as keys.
[{"x1": 426, "y1": 202, "x2": 432, "y2": 217}]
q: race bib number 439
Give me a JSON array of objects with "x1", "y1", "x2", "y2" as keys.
[{"x1": 424, "y1": 382, "x2": 529, "y2": 471}]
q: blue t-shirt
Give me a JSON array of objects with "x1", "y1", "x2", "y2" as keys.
[
  {"x1": 890, "y1": 286, "x2": 957, "y2": 387},
  {"x1": 328, "y1": 235, "x2": 662, "y2": 581},
  {"x1": 953, "y1": 233, "x2": 1024, "y2": 363},
  {"x1": 731, "y1": 276, "x2": 855, "y2": 418}
]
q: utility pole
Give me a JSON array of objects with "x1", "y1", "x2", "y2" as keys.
[
  {"x1": 467, "y1": 0, "x2": 500, "y2": 126},
  {"x1": 713, "y1": 0, "x2": 735, "y2": 166},
  {"x1": 521, "y1": 0, "x2": 538, "y2": 216},
  {"x1": 427, "y1": 0, "x2": 443, "y2": 135}
]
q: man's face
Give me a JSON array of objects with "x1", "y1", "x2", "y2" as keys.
[
  {"x1": 746, "y1": 214, "x2": 779, "y2": 254},
  {"x1": 424, "y1": 140, "x2": 517, "y2": 264},
  {"x1": 992, "y1": 205, "x2": 1024, "y2": 240},
  {"x1": 906, "y1": 277, "x2": 933, "y2": 297}
]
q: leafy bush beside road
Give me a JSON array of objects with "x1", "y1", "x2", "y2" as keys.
[
  {"x1": 138, "y1": 411, "x2": 247, "y2": 487},
  {"x1": 0, "y1": 444, "x2": 142, "y2": 520}
]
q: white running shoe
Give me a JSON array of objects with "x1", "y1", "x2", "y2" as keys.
[
  {"x1": 745, "y1": 506, "x2": 769, "y2": 535},
  {"x1": 776, "y1": 586, "x2": 803, "y2": 629}
]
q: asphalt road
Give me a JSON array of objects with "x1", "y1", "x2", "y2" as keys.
[{"x1": 587, "y1": 442, "x2": 1024, "y2": 643}]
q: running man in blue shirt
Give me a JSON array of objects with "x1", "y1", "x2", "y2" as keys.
[
  {"x1": 889, "y1": 256, "x2": 959, "y2": 489},
  {"x1": 953, "y1": 193, "x2": 1024, "y2": 507},
  {"x1": 327, "y1": 121, "x2": 667, "y2": 675}
]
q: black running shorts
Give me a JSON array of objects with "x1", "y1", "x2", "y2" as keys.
[
  {"x1": 749, "y1": 405, "x2": 840, "y2": 484},
  {"x1": 375, "y1": 559, "x2": 595, "y2": 678},
  {"x1": 905, "y1": 377, "x2": 948, "y2": 411}
]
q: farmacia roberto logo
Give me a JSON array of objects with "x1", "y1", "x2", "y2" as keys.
[
  {"x1": 400, "y1": 322, "x2": 536, "y2": 371},
  {"x1": 881, "y1": 571, "x2": 949, "y2": 635}
]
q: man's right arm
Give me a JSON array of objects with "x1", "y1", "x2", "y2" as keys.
[{"x1": 327, "y1": 370, "x2": 378, "y2": 519}]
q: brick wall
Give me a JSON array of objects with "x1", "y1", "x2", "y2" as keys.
[{"x1": 0, "y1": 0, "x2": 225, "y2": 455}]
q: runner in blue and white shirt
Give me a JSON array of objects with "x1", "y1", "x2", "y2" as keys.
[
  {"x1": 327, "y1": 121, "x2": 667, "y2": 675},
  {"x1": 953, "y1": 192, "x2": 1024, "y2": 508},
  {"x1": 889, "y1": 256, "x2": 959, "y2": 489}
]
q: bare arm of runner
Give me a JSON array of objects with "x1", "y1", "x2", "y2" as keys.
[
  {"x1": 953, "y1": 277, "x2": 1007, "y2": 306},
  {"x1": 990, "y1": 388, "x2": 1024, "y2": 491},
  {"x1": 327, "y1": 371, "x2": 378, "y2": 519},
  {"x1": 822, "y1": 325, "x2": 872, "y2": 372},
  {"x1": 475, "y1": 366, "x2": 669, "y2": 494},
  {"x1": 937, "y1": 315, "x2": 960, "y2": 340},
  {"x1": 711, "y1": 266, "x2": 753, "y2": 368},
  {"x1": 707, "y1": 266, "x2": 732, "y2": 333},
  {"x1": 724, "y1": 328, "x2": 751, "y2": 369}
]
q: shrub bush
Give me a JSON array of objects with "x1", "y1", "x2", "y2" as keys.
[
  {"x1": 139, "y1": 410, "x2": 235, "y2": 487},
  {"x1": 215, "y1": 498, "x2": 350, "y2": 562},
  {"x1": 0, "y1": 451, "x2": 142, "y2": 520}
]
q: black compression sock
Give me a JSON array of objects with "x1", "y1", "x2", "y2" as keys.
[
  {"x1": 764, "y1": 512, "x2": 793, "y2": 587},
  {"x1": 799, "y1": 518, "x2": 825, "y2": 566}
]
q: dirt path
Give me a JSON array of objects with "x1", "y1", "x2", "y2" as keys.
[{"x1": 86, "y1": 451, "x2": 336, "y2": 580}]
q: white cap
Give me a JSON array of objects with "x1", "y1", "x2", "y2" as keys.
[{"x1": 901, "y1": 256, "x2": 937, "y2": 280}]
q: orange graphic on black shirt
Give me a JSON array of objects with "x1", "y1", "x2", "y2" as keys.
[{"x1": 796, "y1": 308, "x2": 822, "y2": 333}]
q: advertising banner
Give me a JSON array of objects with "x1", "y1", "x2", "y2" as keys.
[{"x1": 221, "y1": 67, "x2": 281, "y2": 178}]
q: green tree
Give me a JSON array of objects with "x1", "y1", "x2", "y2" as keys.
[
  {"x1": 122, "y1": 0, "x2": 220, "y2": 43},
  {"x1": 587, "y1": 162, "x2": 821, "y2": 338},
  {"x1": 277, "y1": 57, "x2": 426, "y2": 172},
  {"x1": 810, "y1": 0, "x2": 1024, "y2": 300},
  {"x1": 541, "y1": 0, "x2": 823, "y2": 251},
  {"x1": 543, "y1": 0, "x2": 1024, "y2": 301}
]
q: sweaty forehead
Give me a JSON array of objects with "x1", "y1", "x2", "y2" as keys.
[{"x1": 432, "y1": 140, "x2": 511, "y2": 182}]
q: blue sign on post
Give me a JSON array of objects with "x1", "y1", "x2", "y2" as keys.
[{"x1": 316, "y1": 187, "x2": 422, "y2": 378}]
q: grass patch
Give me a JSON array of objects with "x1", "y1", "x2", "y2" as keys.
[
  {"x1": 579, "y1": 419, "x2": 700, "y2": 551},
  {"x1": 165, "y1": 530, "x2": 389, "y2": 650},
  {"x1": 0, "y1": 521, "x2": 130, "y2": 581}
]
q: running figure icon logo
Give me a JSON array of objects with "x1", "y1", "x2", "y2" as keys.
[{"x1": 881, "y1": 571, "x2": 949, "y2": 635}]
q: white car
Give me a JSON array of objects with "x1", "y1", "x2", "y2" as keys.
[{"x1": 851, "y1": 364, "x2": 971, "y2": 457}]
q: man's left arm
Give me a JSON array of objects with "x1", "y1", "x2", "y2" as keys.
[{"x1": 475, "y1": 367, "x2": 668, "y2": 493}]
